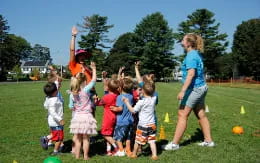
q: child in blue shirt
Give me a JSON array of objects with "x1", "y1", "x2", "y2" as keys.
[{"x1": 110, "y1": 77, "x2": 134, "y2": 157}]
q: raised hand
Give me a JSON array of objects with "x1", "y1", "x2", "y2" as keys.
[{"x1": 72, "y1": 26, "x2": 78, "y2": 36}]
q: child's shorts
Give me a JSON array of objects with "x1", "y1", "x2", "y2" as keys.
[
  {"x1": 113, "y1": 124, "x2": 133, "y2": 141},
  {"x1": 50, "y1": 126, "x2": 64, "y2": 142},
  {"x1": 181, "y1": 85, "x2": 208, "y2": 109},
  {"x1": 135, "y1": 124, "x2": 156, "y2": 145}
]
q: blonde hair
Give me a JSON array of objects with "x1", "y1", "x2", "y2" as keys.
[
  {"x1": 143, "y1": 81, "x2": 155, "y2": 96},
  {"x1": 70, "y1": 77, "x2": 80, "y2": 95},
  {"x1": 70, "y1": 72, "x2": 86, "y2": 95},
  {"x1": 76, "y1": 72, "x2": 86, "y2": 86},
  {"x1": 185, "y1": 33, "x2": 204, "y2": 53}
]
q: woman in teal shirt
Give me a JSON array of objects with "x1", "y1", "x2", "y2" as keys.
[{"x1": 163, "y1": 33, "x2": 214, "y2": 150}]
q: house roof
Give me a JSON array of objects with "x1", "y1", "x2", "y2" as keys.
[{"x1": 21, "y1": 60, "x2": 49, "y2": 67}]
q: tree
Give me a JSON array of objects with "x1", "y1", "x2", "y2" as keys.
[
  {"x1": 232, "y1": 18, "x2": 260, "y2": 79},
  {"x1": 133, "y1": 12, "x2": 175, "y2": 79},
  {"x1": 0, "y1": 15, "x2": 9, "y2": 43},
  {"x1": 28, "y1": 44, "x2": 52, "y2": 63},
  {"x1": 175, "y1": 9, "x2": 228, "y2": 78},
  {"x1": 0, "y1": 15, "x2": 10, "y2": 80},
  {"x1": 78, "y1": 14, "x2": 114, "y2": 72},
  {"x1": 0, "y1": 34, "x2": 31, "y2": 80},
  {"x1": 105, "y1": 32, "x2": 137, "y2": 76},
  {"x1": 12, "y1": 65, "x2": 22, "y2": 82}
]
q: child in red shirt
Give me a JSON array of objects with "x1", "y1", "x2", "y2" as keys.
[{"x1": 95, "y1": 79, "x2": 121, "y2": 155}]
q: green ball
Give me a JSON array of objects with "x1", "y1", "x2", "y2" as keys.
[{"x1": 43, "y1": 157, "x2": 62, "y2": 163}]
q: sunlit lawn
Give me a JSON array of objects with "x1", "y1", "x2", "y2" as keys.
[{"x1": 0, "y1": 81, "x2": 259, "y2": 162}]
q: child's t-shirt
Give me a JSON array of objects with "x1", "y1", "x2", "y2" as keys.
[
  {"x1": 116, "y1": 93, "x2": 134, "y2": 126},
  {"x1": 133, "y1": 96, "x2": 157, "y2": 126}
]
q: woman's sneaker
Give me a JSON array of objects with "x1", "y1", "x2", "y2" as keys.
[
  {"x1": 198, "y1": 141, "x2": 215, "y2": 147},
  {"x1": 162, "y1": 142, "x2": 179, "y2": 150}
]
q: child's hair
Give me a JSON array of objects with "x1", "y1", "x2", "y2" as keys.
[
  {"x1": 70, "y1": 77, "x2": 80, "y2": 95},
  {"x1": 120, "y1": 77, "x2": 133, "y2": 93},
  {"x1": 185, "y1": 33, "x2": 204, "y2": 53},
  {"x1": 143, "y1": 73, "x2": 155, "y2": 83},
  {"x1": 47, "y1": 73, "x2": 58, "y2": 83},
  {"x1": 44, "y1": 82, "x2": 57, "y2": 97},
  {"x1": 76, "y1": 72, "x2": 86, "y2": 85},
  {"x1": 108, "y1": 79, "x2": 120, "y2": 93},
  {"x1": 143, "y1": 81, "x2": 155, "y2": 96}
]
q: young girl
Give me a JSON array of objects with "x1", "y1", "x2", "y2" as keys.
[
  {"x1": 69, "y1": 62, "x2": 97, "y2": 160},
  {"x1": 95, "y1": 79, "x2": 121, "y2": 156}
]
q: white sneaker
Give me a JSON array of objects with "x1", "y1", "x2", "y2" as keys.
[
  {"x1": 162, "y1": 142, "x2": 179, "y2": 150},
  {"x1": 198, "y1": 141, "x2": 215, "y2": 147},
  {"x1": 113, "y1": 150, "x2": 125, "y2": 157}
]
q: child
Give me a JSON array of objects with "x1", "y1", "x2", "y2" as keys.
[
  {"x1": 110, "y1": 77, "x2": 134, "y2": 157},
  {"x1": 40, "y1": 66, "x2": 64, "y2": 149},
  {"x1": 69, "y1": 62, "x2": 97, "y2": 160},
  {"x1": 95, "y1": 79, "x2": 121, "y2": 156},
  {"x1": 123, "y1": 81, "x2": 158, "y2": 160},
  {"x1": 42, "y1": 82, "x2": 65, "y2": 155}
]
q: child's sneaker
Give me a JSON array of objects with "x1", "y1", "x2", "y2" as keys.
[
  {"x1": 198, "y1": 141, "x2": 215, "y2": 147},
  {"x1": 151, "y1": 156, "x2": 159, "y2": 160},
  {"x1": 106, "y1": 151, "x2": 113, "y2": 156},
  {"x1": 162, "y1": 142, "x2": 179, "y2": 151},
  {"x1": 129, "y1": 154, "x2": 137, "y2": 159},
  {"x1": 50, "y1": 151, "x2": 61, "y2": 156},
  {"x1": 40, "y1": 136, "x2": 48, "y2": 150},
  {"x1": 113, "y1": 150, "x2": 125, "y2": 157},
  {"x1": 125, "y1": 149, "x2": 132, "y2": 157}
]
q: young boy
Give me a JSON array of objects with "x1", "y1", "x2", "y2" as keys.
[
  {"x1": 123, "y1": 81, "x2": 158, "y2": 160},
  {"x1": 41, "y1": 66, "x2": 64, "y2": 148},
  {"x1": 95, "y1": 79, "x2": 121, "y2": 156},
  {"x1": 42, "y1": 82, "x2": 65, "y2": 155},
  {"x1": 110, "y1": 78, "x2": 134, "y2": 157}
]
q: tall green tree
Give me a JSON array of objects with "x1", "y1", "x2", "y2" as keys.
[
  {"x1": 28, "y1": 44, "x2": 52, "y2": 63},
  {"x1": 175, "y1": 9, "x2": 228, "y2": 78},
  {"x1": 78, "y1": 14, "x2": 114, "y2": 72},
  {"x1": 1, "y1": 34, "x2": 31, "y2": 80},
  {"x1": 0, "y1": 15, "x2": 9, "y2": 43},
  {"x1": 0, "y1": 15, "x2": 10, "y2": 80},
  {"x1": 232, "y1": 18, "x2": 260, "y2": 79},
  {"x1": 105, "y1": 32, "x2": 137, "y2": 75},
  {"x1": 133, "y1": 12, "x2": 175, "y2": 79}
]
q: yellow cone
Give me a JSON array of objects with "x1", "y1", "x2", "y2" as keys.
[
  {"x1": 164, "y1": 113, "x2": 170, "y2": 123},
  {"x1": 159, "y1": 125, "x2": 166, "y2": 140},
  {"x1": 13, "y1": 160, "x2": 18, "y2": 163},
  {"x1": 205, "y1": 105, "x2": 209, "y2": 113},
  {"x1": 240, "y1": 106, "x2": 245, "y2": 114}
]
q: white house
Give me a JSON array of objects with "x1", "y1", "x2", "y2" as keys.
[{"x1": 21, "y1": 60, "x2": 49, "y2": 74}]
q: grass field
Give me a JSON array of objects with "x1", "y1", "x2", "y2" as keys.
[{"x1": 0, "y1": 81, "x2": 259, "y2": 163}]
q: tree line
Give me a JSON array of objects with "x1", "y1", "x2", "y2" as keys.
[{"x1": 0, "y1": 9, "x2": 259, "y2": 81}]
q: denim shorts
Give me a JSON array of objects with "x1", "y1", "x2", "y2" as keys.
[
  {"x1": 113, "y1": 124, "x2": 133, "y2": 141},
  {"x1": 180, "y1": 85, "x2": 208, "y2": 109}
]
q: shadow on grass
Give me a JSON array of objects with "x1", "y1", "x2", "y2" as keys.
[
  {"x1": 60, "y1": 131, "x2": 107, "y2": 156},
  {"x1": 60, "y1": 128, "x2": 203, "y2": 156},
  {"x1": 180, "y1": 128, "x2": 204, "y2": 146}
]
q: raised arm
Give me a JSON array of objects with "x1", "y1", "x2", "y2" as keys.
[
  {"x1": 90, "y1": 62, "x2": 96, "y2": 82},
  {"x1": 135, "y1": 61, "x2": 142, "y2": 83},
  {"x1": 118, "y1": 66, "x2": 125, "y2": 80},
  {"x1": 70, "y1": 26, "x2": 78, "y2": 62}
]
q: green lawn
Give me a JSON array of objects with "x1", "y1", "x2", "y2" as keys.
[{"x1": 0, "y1": 81, "x2": 259, "y2": 163}]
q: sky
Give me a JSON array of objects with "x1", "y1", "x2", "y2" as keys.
[{"x1": 1, "y1": 0, "x2": 259, "y2": 65}]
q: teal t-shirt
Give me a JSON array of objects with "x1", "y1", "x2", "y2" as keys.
[{"x1": 181, "y1": 50, "x2": 206, "y2": 88}]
